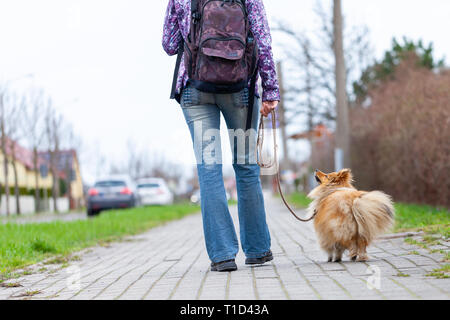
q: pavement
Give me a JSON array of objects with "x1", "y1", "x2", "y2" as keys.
[
  {"x1": 1, "y1": 212, "x2": 86, "y2": 224},
  {"x1": 1, "y1": 195, "x2": 449, "y2": 300}
]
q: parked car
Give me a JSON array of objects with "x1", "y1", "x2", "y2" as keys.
[
  {"x1": 136, "y1": 178, "x2": 174, "y2": 206},
  {"x1": 190, "y1": 189, "x2": 201, "y2": 205},
  {"x1": 190, "y1": 189, "x2": 230, "y2": 204},
  {"x1": 87, "y1": 175, "x2": 137, "y2": 216}
]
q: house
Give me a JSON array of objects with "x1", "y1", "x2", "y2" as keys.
[
  {"x1": 290, "y1": 124, "x2": 335, "y2": 190},
  {"x1": 0, "y1": 137, "x2": 84, "y2": 213},
  {"x1": 0, "y1": 137, "x2": 53, "y2": 193},
  {"x1": 39, "y1": 150, "x2": 84, "y2": 209}
]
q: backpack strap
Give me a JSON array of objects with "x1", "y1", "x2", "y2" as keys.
[
  {"x1": 170, "y1": 41, "x2": 184, "y2": 103},
  {"x1": 246, "y1": 38, "x2": 258, "y2": 131},
  {"x1": 246, "y1": 60, "x2": 258, "y2": 131},
  {"x1": 191, "y1": 0, "x2": 202, "y2": 45},
  {"x1": 191, "y1": 0, "x2": 200, "y2": 17},
  {"x1": 241, "y1": 0, "x2": 256, "y2": 130},
  {"x1": 170, "y1": 0, "x2": 200, "y2": 103}
]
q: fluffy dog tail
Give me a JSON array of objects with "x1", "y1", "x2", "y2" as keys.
[{"x1": 351, "y1": 191, "x2": 395, "y2": 244}]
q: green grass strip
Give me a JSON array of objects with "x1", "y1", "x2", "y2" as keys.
[
  {"x1": 287, "y1": 192, "x2": 312, "y2": 208},
  {"x1": 0, "y1": 204, "x2": 200, "y2": 278},
  {"x1": 394, "y1": 203, "x2": 449, "y2": 236},
  {"x1": 288, "y1": 192, "x2": 449, "y2": 236}
]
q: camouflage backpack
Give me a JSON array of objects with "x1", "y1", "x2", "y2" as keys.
[{"x1": 171, "y1": 0, "x2": 259, "y2": 129}]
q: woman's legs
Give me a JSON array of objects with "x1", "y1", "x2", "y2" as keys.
[
  {"x1": 217, "y1": 90, "x2": 272, "y2": 259},
  {"x1": 233, "y1": 164, "x2": 271, "y2": 258},
  {"x1": 181, "y1": 87, "x2": 239, "y2": 264}
]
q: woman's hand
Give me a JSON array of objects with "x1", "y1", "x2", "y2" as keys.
[{"x1": 261, "y1": 100, "x2": 279, "y2": 117}]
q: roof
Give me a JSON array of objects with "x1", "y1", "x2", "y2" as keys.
[
  {"x1": 38, "y1": 149, "x2": 77, "y2": 171},
  {"x1": 3, "y1": 137, "x2": 38, "y2": 170},
  {"x1": 290, "y1": 124, "x2": 334, "y2": 140},
  {"x1": 38, "y1": 150, "x2": 78, "y2": 179},
  {"x1": 3, "y1": 137, "x2": 79, "y2": 178}
]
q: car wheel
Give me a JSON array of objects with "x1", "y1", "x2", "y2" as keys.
[{"x1": 87, "y1": 208, "x2": 99, "y2": 217}]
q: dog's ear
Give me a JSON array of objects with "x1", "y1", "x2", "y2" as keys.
[
  {"x1": 315, "y1": 170, "x2": 327, "y2": 183},
  {"x1": 336, "y1": 169, "x2": 352, "y2": 183},
  {"x1": 315, "y1": 170, "x2": 326, "y2": 177}
]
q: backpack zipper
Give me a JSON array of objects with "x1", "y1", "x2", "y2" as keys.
[
  {"x1": 196, "y1": 36, "x2": 246, "y2": 77},
  {"x1": 201, "y1": 0, "x2": 246, "y2": 17},
  {"x1": 200, "y1": 36, "x2": 245, "y2": 49}
]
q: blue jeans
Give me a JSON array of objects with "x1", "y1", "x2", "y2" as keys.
[{"x1": 181, "y1": 85, "x2": 271, "y2": 263}]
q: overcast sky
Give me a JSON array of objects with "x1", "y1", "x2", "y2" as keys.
[{"x1": 0, "y1": 0, "x2": 449, "y2": 184}]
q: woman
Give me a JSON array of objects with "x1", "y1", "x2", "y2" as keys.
[{"x1": 163, "y1": 0, "x2": 280, "y2": 272}]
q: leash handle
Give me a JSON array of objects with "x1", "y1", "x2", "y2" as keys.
[{"x1": 256, "y1": 110, "x2": 317, "y2": 222}]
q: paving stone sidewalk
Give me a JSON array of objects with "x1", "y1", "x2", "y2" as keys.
[{"x1": 1, "y1": 195, "x2": 449, "y2": 300}]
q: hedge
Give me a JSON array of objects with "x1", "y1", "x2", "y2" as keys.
[{"x1": 0, "y1": 186, "x2": 52, "y2": 198}]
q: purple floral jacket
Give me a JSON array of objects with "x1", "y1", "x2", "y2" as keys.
[{"x1": 162, "y1": 0, "x2": 280, "y2": 102}]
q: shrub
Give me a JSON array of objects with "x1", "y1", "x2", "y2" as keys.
[{"x1": 351, "y1": 55, "x2": 450, "y2": 207}]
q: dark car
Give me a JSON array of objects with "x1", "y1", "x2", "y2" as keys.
[{"x1": 87, "y1": 175, "x2": 137, "y2": 216}]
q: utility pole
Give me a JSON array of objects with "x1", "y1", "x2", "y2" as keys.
[
  {"x1": 276, "y1": 62, "x2": 291, "y2": 171},
  {"x1": 333, "y1": 0, "x2": 351, "y2": 170}
]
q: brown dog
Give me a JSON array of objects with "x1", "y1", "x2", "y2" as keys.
[{"x1": 307, "y1": 169, "x2": 395, "y2": 262}]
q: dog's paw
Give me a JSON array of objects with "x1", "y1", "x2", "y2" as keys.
[{"x1": 356, "y1": 255, "x2": 369, "y2": 262}]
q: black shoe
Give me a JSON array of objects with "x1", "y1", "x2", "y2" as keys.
[
  {"x1": 245, "y1": 250, "x2": 273, "y2": 265},
  {"x1": 211, "y1": 259, "x2": 238, "y2": 272}
]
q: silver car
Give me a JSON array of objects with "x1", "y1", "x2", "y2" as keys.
[
  {"x1": 190, "y1": 189, "x2": 230, "y2": 204},
  {"x1": 136, "y1": 178, "x2": 174, "y2": 206},
  {"x1": 87, "y1": 175, "x2": 137, "y2": 216}
]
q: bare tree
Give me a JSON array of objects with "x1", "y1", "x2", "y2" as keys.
[
  {"x1": 273, "y1": 26, "x2": 331, "y2": 127},
  {"x1": 0, "y1": 88, "x2": 27, "y2": 215},
  {"x1": 108, "y1": 141, "x2": 183, "y2": 187},
  {"x1": 146, "y1": 153, "x2": 184, "y2": 185},
  {"x1": 125, "y1": 139, "x2": 149, "y2": 181},
  {"x1": 276, "y1": 62, "x2": 292, "y2": 170},
  {"x1": 4, "y1": 93, "x2": 27, "y2": 214},
  {"x1": 22, "y1": 88, "x2": 48, "y2": 213},
  {"x1": 0, "y1": 87, "x2": 10, "y2": 216},
  {"x1": 109, "y1": 140, "x2": 147, "y2": 180},
  {"x1": 45, "y1": 103, "x2": 65, "y2": 213},
  {"x1": 273, "y1": 0, "x2": 372, "y2": 173},
  {"x1": 274, "y1": 0, "x2": 373, "y2": 132}
]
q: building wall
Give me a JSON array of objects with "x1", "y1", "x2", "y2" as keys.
[
  {"x1": 69, "y1": 156, "x2": 85, "y2": 207},
  {"x1": 0, "y1": 195, "x2": 69, "y2": 216},
  {"x1": 1, "y1": 150, "x2": 84, "y2": 211},
  {"x1": 71, "y1": 156, "x2": 84, "y2": 199},
  {"x1": 0, "y1": 153, "x2": 53, "y2": 190}
]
